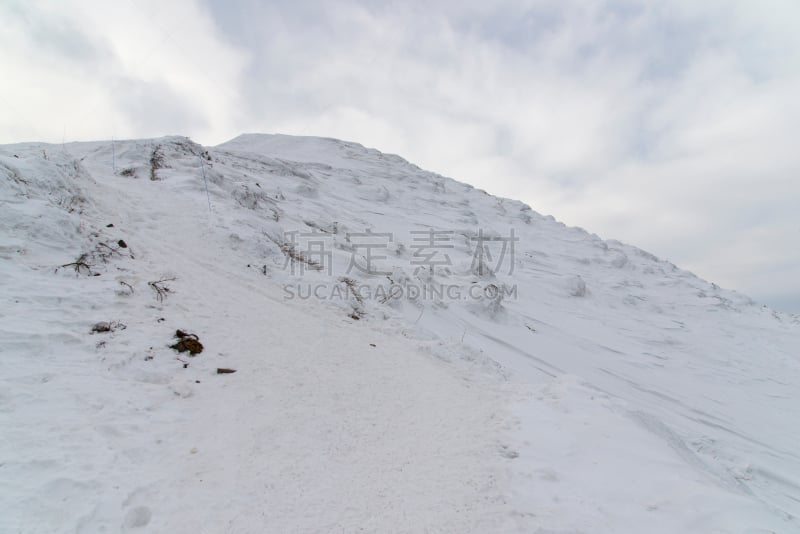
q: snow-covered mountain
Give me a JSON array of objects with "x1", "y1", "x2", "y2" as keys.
[{"x1": 1, "y1": 134, "x2": 798, "y2": 533}]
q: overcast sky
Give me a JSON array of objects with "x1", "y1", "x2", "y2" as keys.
[{"x1": 2, "y1": 0, "x2": 799, "y2": 312}]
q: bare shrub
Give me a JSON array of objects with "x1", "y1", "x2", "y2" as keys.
[
  {"x1": 150, "y1": 145, "x2": 165, "y2": 181},
  {"x1": 339, "y1": 276, "x2": 363, "y2": 304},
  {"x1": 265, "y1": 233, "x2": 322, "y2": 272},
  {"x1": 339, "y1": 277, "x2": 365, "y2": 319},
  {"x1": 118, "y1": 280, "x2": 135, "y2": 295},
  {"x1": 148, "y1": 277, "x2": 176, "y2": 302},
  {"x1": 58, "y1": 253, "x2": 94, "y2": 275}
]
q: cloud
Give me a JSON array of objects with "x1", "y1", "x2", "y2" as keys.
[
  {"x1": 1, "y1": 0, "x2": 798, "y2": 311},
  {"x1": 0, "y1": 0, "x2": 247, "y2": 141}
]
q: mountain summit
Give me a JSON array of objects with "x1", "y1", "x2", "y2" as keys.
[{"x1": 2, "y1": 134, "x2": 798, "y2": 533}]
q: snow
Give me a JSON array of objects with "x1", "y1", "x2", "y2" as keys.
[{"x1": 1, "y1": 134, "x2": 798, "y2": 533}]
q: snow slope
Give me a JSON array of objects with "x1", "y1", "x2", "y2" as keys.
[{"x1": 1, "y1": 134, "x2": 798, "y2": 533}]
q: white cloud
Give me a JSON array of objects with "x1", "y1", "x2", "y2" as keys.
[{"x1": 0, "y1": 0, "x2": 247, "y2": 142}]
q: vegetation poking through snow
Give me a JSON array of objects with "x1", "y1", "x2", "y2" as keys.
[
  {"x1": 149, "y1": 145, "x2": 165, "y2": 181},
  {"x1": 148, "y1": 277, "x2": 176, "y2": 302}
]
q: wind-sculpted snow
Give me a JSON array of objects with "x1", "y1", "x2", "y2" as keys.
[{"x1": 1, "y1": 134, "x2": 798, "y2": 533}]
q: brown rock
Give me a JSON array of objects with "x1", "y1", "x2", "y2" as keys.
[{"x1": 170, "y1": 338, "x2": 203, "y2": 355}]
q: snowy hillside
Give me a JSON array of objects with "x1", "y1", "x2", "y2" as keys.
[{"x1": 1, "y1": 134, "x2": 798, "y2": 533}]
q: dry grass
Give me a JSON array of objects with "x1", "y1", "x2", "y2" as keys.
[
  {"x1": 150, "y1": 145, "x2": 165, "y2": 181},
  {"x1": 148, "y1": 277, "x2": 176, "y2": 302}
]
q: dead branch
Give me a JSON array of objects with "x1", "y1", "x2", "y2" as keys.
[
  {"x1": 148, "y1": 277, "x2": 176, "y2": 302},
  {"x1": 58, "y1": 253, "x2": 94, "y2": 275}
]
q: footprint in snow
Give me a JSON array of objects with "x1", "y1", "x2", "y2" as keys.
[{"x1": 122, "y1": 506, "x2": 152, "y2": 530}]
